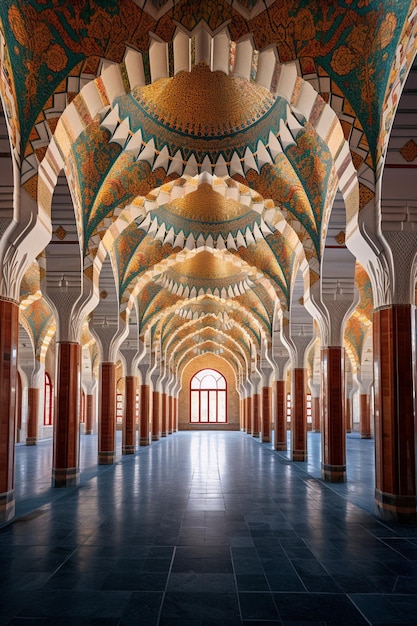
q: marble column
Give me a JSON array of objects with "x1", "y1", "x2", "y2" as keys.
[
  {"x1": 246, "y1": 396, "x2": 253, "y2": 436},
  {"x1": 168, "y1": 395, "x2": 173, "y2": 435},
  {"x1": 53, "y1": 342, "x2": 81, "y2": 486},
  {"x1": 26, "y1": 387, "x2": 39, "y2": 445},
  {"x1": 85, "y1": 393, "x2": 94, "y2": 435},
  {"x1": 313, "y1": 396, "x2": 321, "y2": 432},
  {"x1": 152, "y1": 389, "x2": 161, "y2": 441},
  {"x1": 98, "y1": 362, "x2": 116, "y2": 464},
  {"x1": 252, "y1": 392, "x2": 260, "y2": 438},
  {"x1": 291, "y1": 368, "x2": 307, "y2": 461},
  {"x1": 139, "y1": 383, "x2": 150, "y2": 446},
  {"x1": 373, "y1": 305, "x2": 417, "y2": 522},
  {"x1": 161, "y1": 392, "x2": 167, "y2": 437},
  {"x1": 360, "y1": 393, "x2": 371, "y2": 438},
  {"x1": 0, "y1": 298, "x2": 19, "y2": 522},
  {"x1": 261, "y1": 386, "x2": 272, "y2": 443},
  {"x1": 274, "y1": 380, "x2": 287, "y2": 451},
  {"x1": 123, "y1": 375, "x2": 137, "y2": 454},
  {"x1": 345, "y1": 397, "x2": 351, "y2": 433},
  {"x1": 321, "y1": 347, "x2": 346, "y2": 482}
]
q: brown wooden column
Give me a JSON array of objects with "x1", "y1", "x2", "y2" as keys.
[
  {"x1": 123, "y1": 375, "x2": 137, "y2": 454},
  {"x1": 161, "y1": 392, "x2": 167, "y2": 437},
  {"x1": 374, "y1": 305, "x2": 417, "y2": 522},
  {"x1": 313, "y1": 396, "x2": 321, "y2": 432},
  {"x1": 321, "y1": 347, "x2": 346, "y2": 482},
  {"x1": 360, "y1": 393, "x2": 371, "y2": 438},
  {"x1": 261, "y1": 386, "x2": 272, "y2": 442},
  {"x1": 291, "y1": 368, "x2": 307, "y2": 461},
  {"x1": 98, "y1": 362, "x2": 116, "y2": 464},
  {"x1": 167, "y1": 395, "x2": 173, "y2": 435},
  {"x1": 274, "y1": 380, "x2": 287, "y2": 451},
  {"x1": 0, "y1": 298, "x2": 19, "y2": 522},
  {"x1": 53, "y1": 341, "x2": 81, "y2": 486},
  {"x1": 345, "y1": 397, "x2": 351, "y2": 433},
  {"x1": 173, "y1": 397, "x2": 178, "y2": 432},
  {"x1": 252, "y1": 393, "x2": 260, "y2": 437},
  {"x1": 85, "y1": 393, "x2": 94, "y2": 435},
  {"x1": 26, "y1": 387, "x2": 39, "y2": 445},
  {"x1": 152, "y1": 389, "x2": 161, "y2": 441},
  {"x1": 139, "y1": 383, "x2": 150, "y2": 446},
  {"x1": 242, "y1": 397, "x2": 247, "y2": 432},
  {"x1": 246, "y1": 396, "x2": 253, "y2": 435}
]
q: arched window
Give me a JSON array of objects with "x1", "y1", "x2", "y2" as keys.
[
  {"x1": 190, "y1": 369, "x2": 227, "y2": 423},
  {"x1": 44, "y1": 372, "x2": 53, "y2": 426}
]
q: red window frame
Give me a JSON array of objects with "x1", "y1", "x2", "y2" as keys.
[{"x1": 190, "y1": 369, "x2": 227, "y2": 423}]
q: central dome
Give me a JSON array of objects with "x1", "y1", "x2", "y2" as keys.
[{"x1": 135, "y1": 63, "x2": 275, "y2": 137}]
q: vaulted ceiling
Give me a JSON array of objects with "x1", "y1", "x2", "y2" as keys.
[{"x1": 1, "y1": 0, "x2": 416, "y2": 381}]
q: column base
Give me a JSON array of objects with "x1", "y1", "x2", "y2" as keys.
[
  {"x1": 321, "y1": 463, "x2": 346, "y2": 483},
  {"x1": 26, "y1": 437, "x2": 37, "y2": 446},
  {"x1": 122, "y1": 445, "x2": 135, "y2": 455},
  {"x1": 275, "y1": 442, "x2": 287, "y2": 451},
  {"x1": 52, "y1": 467, "x2": 79, "y2": 488},
  {"x1": 0, "y1": 490, "x2": 15, "y2": 523},
  {"x1": 161, "y1": 432, "x2": 167, "y2": 437},
  {"x1": 361, "y1": 433, "x2": 372, "y2": 439},
  {"x1": 98, "y1": 451, "x2": 115, "y2": 465},
  {"x1": 252, "y1": 433, "x2": 260, "y2": 438},
  {"x1": 140, "y1": 438, "x2": 150, "y2": 446},
  {"x1": 152, "y1": 434, "x2": 160, "y2": 441},
  {"x1": 375, "y1": 489, "x2": 417, "y2": 523},
  {"x1": 346, "y1": 429, "x2": 351, "y2": 434},
  {"x1": 84, "y1": 429, "x2": 93, "y2": 435},
  {"x1": 292, "y1": 450, "x2": 307, "y2": 462},
  {"x1": 261, "y1": 435, "x2": 270, "y2": 443}
]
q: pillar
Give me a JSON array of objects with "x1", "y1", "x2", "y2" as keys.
[
  {"x1": 345, "y1": 396, "x2": 351, "y2": 433},
  {"x1": 26, "y1": 387, "x2": 39, "y2": 445},
  {"x1": 360, "y1": 393, "x2": 371, "y2": 438},
  {"x1": 261, "y1": 386, "x2": 272, "y2": 443},
  {"x1": 246, "y1": 396, "x2": 253, "y2": 435},
  {"x1": 291, "y1": 368, "x2": 307, "y2": 461},
  {"x1": 373, "y1": 305, "x2": 417, "y2": 522},
  {"x1": 139, "y1": 383, "x2": 150, "y2": 446},
  {"x1": 123, "y1": 375, "x2": 137, "y2": 454},
  {"x1": 85, "y1": 393, "x2": 94, "y2": 435},
  {"x1": 152, "y1": 389, "x2": 161, "y2": 441},
  {"x1": 98, "y1": 362, "x2": 116, "y2": 464},
  {"x1": 161, "y1": 392, "x2": 167, "y2": 437},
  {"x1": 168, "y1": 395, "x2": 173, "y2": 435},
  {"x1": 274, "y1": 380, "x2": 287, "y2": 451},
  {"x1": 252, "y1": 392, "x2": 260, "y2": 437},
  {"x1": 313, "y1": 396, "x2": 321, "y2": 432},
  {"x1": 321, "y1": 347, "x2": 346, "y2": 482},
  {"x1": 0, "y1": 298, "x2": 18, "y2": 522},
  {"x1": 52, "y1": 342, "x2": 81, "y2": 486},
  {"x1": 174, "y1": 396, "x2": 178, "y2": 432}
]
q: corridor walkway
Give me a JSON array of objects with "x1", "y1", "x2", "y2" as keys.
[{"x1": 1, "y1": 431, "x2": 417, "y2": 624}]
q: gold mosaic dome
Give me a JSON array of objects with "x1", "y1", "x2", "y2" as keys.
[
  {"x1": 121, "y1": 62, "x2": 289, "y2": 168},
  {"x1": 136, "y1": 63, "x2": 275, "y2": 137}
]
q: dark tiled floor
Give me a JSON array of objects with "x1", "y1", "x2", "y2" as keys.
[{"x1": 1, "y1": 431, "x2": 417, "y2": 624}]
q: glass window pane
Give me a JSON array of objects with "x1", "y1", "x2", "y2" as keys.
[
  {"x1": 200, "y1": 391, "x2": 208, "y2": 421},
  {"x1": 218, "y1": 391, "x2": 226, "y2": 422},
  {"x1": 191, "y1": 391, "x2": 199, "y2": 422},
  {"x1": 209, "y1": 390, "x2": 217, "y2": 421},
  {"x1": 201, "y1": 374, "x2": 217, "y2": 389}
]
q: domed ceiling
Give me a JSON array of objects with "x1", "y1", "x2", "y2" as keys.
[{"x1": 0, "y1": 0, "x2": 414, "y2": 380}]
